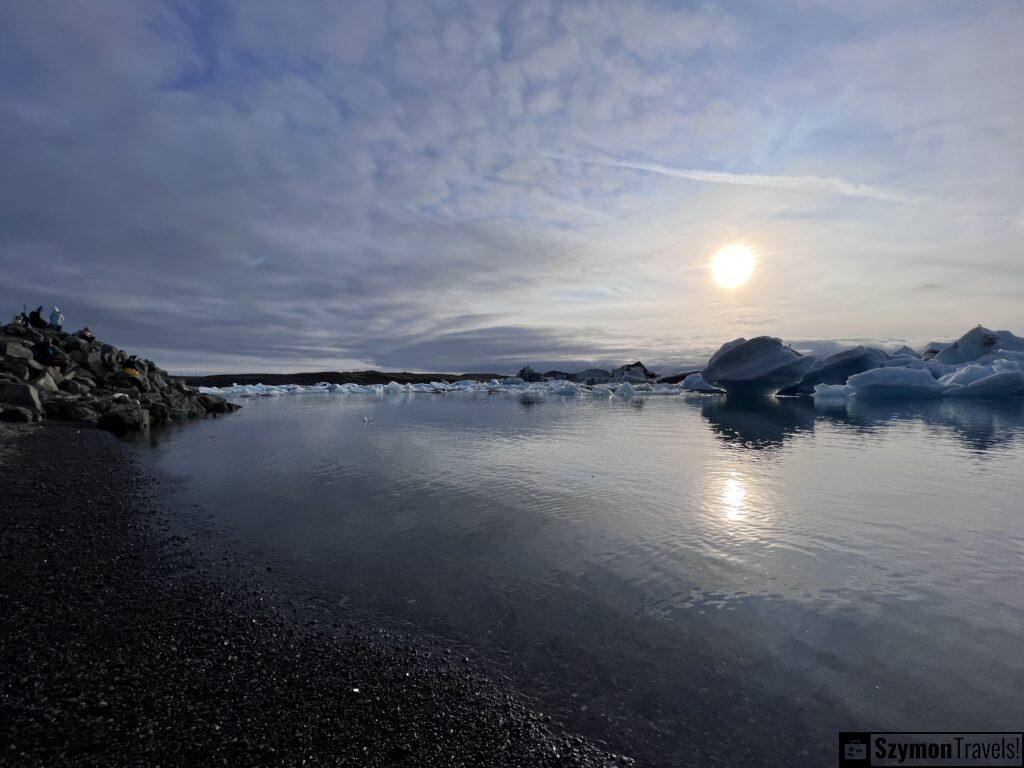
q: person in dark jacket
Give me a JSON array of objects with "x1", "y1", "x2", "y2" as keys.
[
  {"x1": 28, "y1": 306, "x2": 48, "y2": 328},
  {"x1": 33, "y1": 339, "x2": 62, "y2": 367}
]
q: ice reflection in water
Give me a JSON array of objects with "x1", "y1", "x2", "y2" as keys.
[{"x1": 141, "y1": 393, "x2": 1024, "y2": 767}]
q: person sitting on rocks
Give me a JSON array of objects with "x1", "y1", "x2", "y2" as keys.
[
  {"x1": 76, "y1": 326, "x2": 95, "y2": 341},
  {"x1": 28, "y1": 306, "x2": 48, "y2": 328},
  {"x1": 49, "y1": 306, "x2": 64, "y2": 331},
  {"x1": 33, "y1": 339, "x2": 62, "y2": 367}
]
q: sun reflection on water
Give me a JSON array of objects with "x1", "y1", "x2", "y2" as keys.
[{"x1": 722, "y1": 475, "x2": 747, "y2": 521}]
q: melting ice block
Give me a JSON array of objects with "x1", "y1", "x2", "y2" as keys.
[
  {"x1": 780, "y1": 345, "x2": 889, "y2": 395},
  {"x1": 940, "y1": 363, "x2": 1024, "y2": 399},
  {"x1": 681, "y1": 373, "x2": 722, "y2": 393},
  {"x1": 846, "y1": 366, "x2": 943, "y2": 400},
  {"x1": 701, "y1": 337, "x2": 816, "y2": 397}
]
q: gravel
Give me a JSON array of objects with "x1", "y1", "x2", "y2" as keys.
[{"x1": 0, "y1": 423, "x2": 629, "y2": 767}]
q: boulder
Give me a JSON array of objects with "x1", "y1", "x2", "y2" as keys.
[
  {"x1": 0, "y1": 341, "x2": 33, "y2": 360},
  {"x1": 28, "y1": 370, "x2": 60, "y2": 394},
  {"x1": 0, "y1": 405, "x2": 35, "y2": 423},
  {"x1": 0, "y1": 361, "x2": 31, "y2": 381},
  {"x1": 58, "y1": 378, "x2": 91, "y2": 395},
  {"x1": 98, "y1": 407, "x2": 151, "y2": 435},
  {"x1": 610, "y1": 362, "x2": 657, "y2": 383},
  {"x1": 197, "y1": 393, "x2": 240, "y2": 414},
  {"x1": 0, "y1": 382, "x2": 43, "y2": 414},
  {"x1": 43, "y1": 399, "x2": 100, "y2": 423},
  {"x1": 702, "y1": 337, "x2": 816, "y2": 398}
]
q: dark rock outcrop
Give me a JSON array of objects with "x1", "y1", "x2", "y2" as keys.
[
  {"x1": 610, "y1": 362, "x2": 658, "y2": 383},
  {"x1": 0, "y1": 323, "x2": 239, "y2": 434}
]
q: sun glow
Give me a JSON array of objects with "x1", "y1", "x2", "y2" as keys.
[{"x1": 711, "y1": 244, "x2": 756, "y2": 289}]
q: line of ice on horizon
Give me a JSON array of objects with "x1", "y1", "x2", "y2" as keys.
[{"x1": 543, "y1": 153, "x2": 912, "y2": 203}]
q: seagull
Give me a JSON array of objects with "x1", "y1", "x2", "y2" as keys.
[{"x1": 363, "y1": 417, "x2": 373, "y2": 425}]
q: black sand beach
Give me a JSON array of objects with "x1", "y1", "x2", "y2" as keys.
[{"x1": 0, "y1": 423, "x2": 626, "y2": 767}]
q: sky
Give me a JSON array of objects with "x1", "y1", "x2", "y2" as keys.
[{"x1": 1, "y1": 1, "x2": 1022, "y2": 374}]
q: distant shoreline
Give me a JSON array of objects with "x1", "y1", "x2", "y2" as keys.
[{"x1": 178, "y1": 370, "x2": 506, "y2": 388}]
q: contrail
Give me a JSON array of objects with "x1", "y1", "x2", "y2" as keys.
[{"x1": 543, "y1": 153, "x2": 910, "y2": 203}]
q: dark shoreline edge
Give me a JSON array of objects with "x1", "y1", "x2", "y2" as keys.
[{"x1": 0, "y1": 423, "x2": 628, "y2": 767}]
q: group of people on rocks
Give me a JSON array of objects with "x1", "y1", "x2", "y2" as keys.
[
  {"x1": 17, "y1": 305, "x2": 64, "y2": 330},
  {"x1": 14, "y1": 305, "x2": 94, "y2": 341}
]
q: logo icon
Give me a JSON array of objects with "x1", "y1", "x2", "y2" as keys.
[{"x1": 844, "y1": 741, "x2": 867, "y2": 761}]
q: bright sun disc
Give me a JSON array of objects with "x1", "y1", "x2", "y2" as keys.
[{"x1": 711, "y1": 244, "x2": 755, "y2": 289}]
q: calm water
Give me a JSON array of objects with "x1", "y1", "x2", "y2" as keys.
[{"x1": 140, "y1": 393, "x2": 1024, "y2": 766}]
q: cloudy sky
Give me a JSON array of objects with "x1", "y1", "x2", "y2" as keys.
[{"x1": 2, "y1": 1, "x2": 1022, "y2": 374}]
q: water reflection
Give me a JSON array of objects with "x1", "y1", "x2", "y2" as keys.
[
  {"x1": 687, "y1": 393, "x2": 1024, "y2": 454},
  {"x1": 692, "y1": 395, "x2": 815, "y2": 449},
  {"x1": 141, "y1": 391, "x2": 1024, "y2": 767}
]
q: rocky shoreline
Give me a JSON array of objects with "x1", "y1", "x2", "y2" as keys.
[
  {"x1": 0, "y1": 422, "x2": 626, "y2": 767},
  {"x1": 0, "y1": 323, "x2": 237, "y2": 434}
]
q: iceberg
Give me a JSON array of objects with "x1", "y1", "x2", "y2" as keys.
[
  {"x1": 940, "y1": 363, "x2": 1024, "y2": 399},
  {"x1": 846, "y1": 367, "x2": 943, "y2": 400},
  {"x1": 681, "y1": 373, "x2": 722, "y2": 393},
  {"x1": 934, "y1": 326, "x2": 1024, "y2": 365},
  {"x1": 701, "y1": 337, "x2": 816, "y2": 398},
  {"x1": 780, "y1": 345, "x2": 889, "y2": 395},
  {"x1": 548, "y1": 381, "x2": 582, "y2": 396},
  {"x1": 614, "y1": 382, "x2": 636, "y2": 397}
]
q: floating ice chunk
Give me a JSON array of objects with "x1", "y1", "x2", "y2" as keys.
[
  {"x1": 681, "y1": 373, "x2": 721, "y2": 393},
  {"x1": 940, "y1": 363, "x2": 1024, "y2": 399},
  {"x1": 548, "y1": 381, "x2": 582, "y2": 396},
  {"x1": 780, "y1": 345, "x2": 888, "y2": 395},
  {"x1": 385, "y1": 381, "x2": 409, "y2": 394},
  {"x1": 812, "y1": 383, "x2": 855, "y2": 401},
  {"x1": 935, "y1": 326, "x2": 1024, "y2": 365},
  {"x1": 702, "y1": 337, "x2": 816, "y2": 397},
  {"x1": 614, "y1": 382, "x2": 636, "y2": 397},
  {"x1": 590, "y1": 385, "x2": 612, "y2": 397},
  {"x1": 847, "y1": 366, "x2": 943, "y2": 400}
]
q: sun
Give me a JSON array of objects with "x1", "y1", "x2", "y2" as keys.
[{"x1": 711, "y1": 244, "x2": 756, "y2": 289}]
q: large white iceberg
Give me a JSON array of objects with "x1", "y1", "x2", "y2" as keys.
[{"x1": 701, "y1": 337, "x2": 816, "y2": 397}]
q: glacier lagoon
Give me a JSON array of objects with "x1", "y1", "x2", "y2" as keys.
[{"x1": 140, "y1": 391, "x2": 1024, "y2": 766}]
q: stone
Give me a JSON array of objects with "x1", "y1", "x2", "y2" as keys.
[
  {"x1": 0, "y1": 361, "x2": 31, "y2": 380},
  {"x1": 29, "y1": 371, "x2": 60, "y2": 394},
  {"x1": 98, "y1": 407, "x2": 151, "y2": 435},
  {"x1": 0, "y1": 405, "x2": 34, "y2": 423},
  {"x1": 610, "y1": 362, "x2": 657, "y2": 383},
  {"x1": 0, "y1": 341, "x2": 33, "y2": 360},
  {"x1": 58, "y1": 379, "x2": 91, "y2": 395},
  {"x1": 0, "y1": 382, "x2": 42, "y2": 413},
  {"x1": 197, "y1": 393, "x2": 239, "y2": 414}
]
